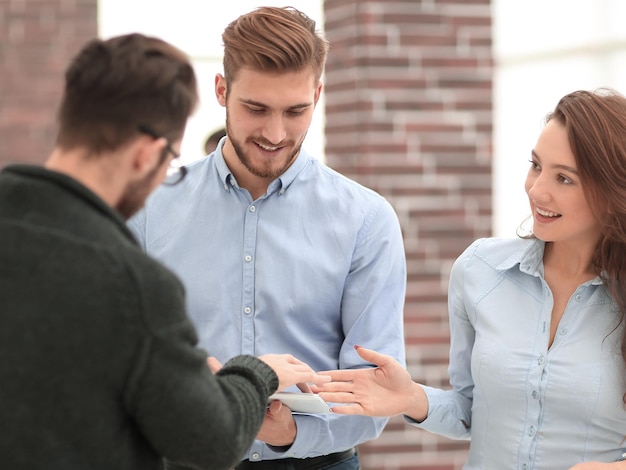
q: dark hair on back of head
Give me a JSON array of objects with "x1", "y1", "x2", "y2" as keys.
[{"x1": 56, "y1": 33, "x2": 198, "y2": 154}]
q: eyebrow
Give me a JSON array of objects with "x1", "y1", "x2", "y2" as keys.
[
  {"x1": 531, "y1": 149, "x2": 579, "y2": 174},
  {"x1": 240, "y1": 98, "x2": 313, "y2": 110}
]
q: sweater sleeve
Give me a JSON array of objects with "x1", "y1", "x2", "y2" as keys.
[{"x1": 124, "y1": 254, "x2": 278, "y2": 470}]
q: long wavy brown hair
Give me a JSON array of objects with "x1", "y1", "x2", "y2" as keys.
[{"x1": 544, "y1": 89, "x2": 626, "y2": 402}]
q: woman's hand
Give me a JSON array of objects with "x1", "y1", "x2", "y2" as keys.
[
  {"x1": 569, "y1": 462, "x2": 626, "y2": 469},
  {"x1": 311, "y1": 345, "x2": 428, "y2": 420}
]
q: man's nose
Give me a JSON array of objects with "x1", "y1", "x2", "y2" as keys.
[{"x1": 261, "y1": 115, "x2": 287, "y2": 144}]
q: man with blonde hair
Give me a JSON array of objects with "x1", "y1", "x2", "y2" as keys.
[{"x1": 130, "y1": 8, "x2": 407, "y2": 469}]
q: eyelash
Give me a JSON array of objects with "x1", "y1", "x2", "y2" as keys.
[
  {"x1": 247, "y1": 108, "x2": 306, "y2": 117},
  {"x1": 558, "y1": 174, "x2": 573, "y2": 184},
  {"x1": 528, "y1": 159, "x2": 573, "y2": 185}
]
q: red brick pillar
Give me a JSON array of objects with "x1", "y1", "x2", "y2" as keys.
[
  {"x1": 323, "y1": 1, "x2": 493, "y2": 468},
  {"x1": 0, "y1": 0, "x2": 97, "y2": 167}
]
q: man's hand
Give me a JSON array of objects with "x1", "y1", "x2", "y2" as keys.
[
  {"x1": 208, "y1": 354, "x2": 330, "y2": 392},
  {"x1": 256, "y1": 400, "x2": 297, "y2": 447},
  {"x1": 207, "y1": 356, "x2": 222, "y2": 373},
  {"x1": 258, "y1": 353, "x2": 330, "y2": 391}
]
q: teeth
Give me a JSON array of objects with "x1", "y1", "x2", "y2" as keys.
[
  {"x1": 537, "y1": 208, "x2": 559, "y2": 217},
  {"x1": 258, "y1": 143, "x2": 279, "y2": 151}
]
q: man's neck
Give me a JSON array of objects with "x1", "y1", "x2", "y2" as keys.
[
  {"x1": 221, "y1": 144, "x2": 272, "y2": 200},
  {"x1": 45, "y1": 147, "x2": 126, "y2": 209}
]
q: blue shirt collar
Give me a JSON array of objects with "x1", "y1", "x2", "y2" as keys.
[
  {"x1": 496, "y1": 238, "x2": 603, "y2": 285},
  {"x1": 214, "y1": 145, "x2": 312, "y2": 197}
]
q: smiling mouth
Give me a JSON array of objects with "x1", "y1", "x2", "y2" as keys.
[
  {"x1": 256, "y1": 142, "x2": 281, "y2": 152},
  {"x1": 536, "y1": 207, "x2": 561, "y2": 218}
]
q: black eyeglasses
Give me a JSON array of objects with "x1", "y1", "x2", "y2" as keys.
[{"x1": 137, "y1": 124, "x2": 187, "y2": 185}]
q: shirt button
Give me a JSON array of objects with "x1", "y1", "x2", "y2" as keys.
[
  {"x1": 249, "y1": 205, "x2": 256, "y2": 212},
  {"x1": 559, "y1": 328, "x2": 568, "y2": 335},
  {"x1": 532, "y1": 390, "x2": 539, "y2": 399},
  {"x1": 244, "y1": 307, "x2": 252, "y2": 315},
  {"x1": 528, "y1": 426, "x2": 536, "y2": 436},
  {"x1": 251, "y1": 452, "x2": 260, "y2": 460},
  {"x1": 522, "y1": 465, "x2": 528, "y2": 470},
  {"x1": 538, "y1": 355, "x2": 545, "y2": 365},
  {"x1": 575, "y1": 294, "x2": 583, "y2": 301},
  {"x1": 244, "y1": 255, "x2": 252, "y2": 262}
]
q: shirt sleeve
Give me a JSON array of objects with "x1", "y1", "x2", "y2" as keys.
[
  {"x1": 267, "y1": 197, "x2": 407, "y2": 457},
  {"x1": 406, "y1": 242, "x2": 474, "y2": 439}
]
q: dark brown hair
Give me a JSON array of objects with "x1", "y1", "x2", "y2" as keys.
[
  {"x1": 56, "y1": 33, "x2": 198, "y2": 154},
  {"x1": 221, "y1": 6, "x2": 329, "y2": 86},
  {"x1": 546, "y1": 89, "x2": 626, "y2": 399}
]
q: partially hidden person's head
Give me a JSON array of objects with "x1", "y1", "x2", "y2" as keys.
[
  {"x1": 204, "y1": 127, "x2": 226, "y2": 155},
  {"x1": 56, "y1": 33, "x2": 199, "y2": 156},
  {"x1": 546, "y1": 89, "x2": 626, "y2": 248},
  {"x1": 221, "y1": 6, "x2": 329, "y2": 88}
]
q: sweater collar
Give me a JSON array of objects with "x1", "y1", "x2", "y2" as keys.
[{"x1": 2, "y1": 164, "x2": 138, "y2": 244}]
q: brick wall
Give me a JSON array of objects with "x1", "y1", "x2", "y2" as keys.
[
  {"x1": 0, "y1": 0, "x2": 97, "y2": 167},
  {"x1": 323, "y1": 1, "x2": 493, "y2": 468},
  {"x1": 1, "y1": 0, "x2": 492, "y2": 467}
]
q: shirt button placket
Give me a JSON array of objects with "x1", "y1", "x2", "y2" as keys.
[{"x1": 241, "y1": 203, "x2": 258, "y2": 355}]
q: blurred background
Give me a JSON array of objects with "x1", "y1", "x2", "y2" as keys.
[{"x1": 2, "y1": 0, "x2": 626, "y2": 468}]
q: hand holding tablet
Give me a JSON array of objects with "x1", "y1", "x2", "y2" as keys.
[{"x1": 268, "y1": 392, "x2": 331, "y2": 414}]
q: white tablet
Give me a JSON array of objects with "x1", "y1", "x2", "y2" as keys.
[{"x1": 268, "y1": 392, "x2": 331, "y2": 414}]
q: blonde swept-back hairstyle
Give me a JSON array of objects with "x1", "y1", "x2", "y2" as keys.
[
  {"x1": 221, "y1": 6, "x2": 329, "y2": 86},
  {"x1": 546, "y1": 88, "x2": 626, "y2": 401}
]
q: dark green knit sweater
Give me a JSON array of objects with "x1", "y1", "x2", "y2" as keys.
[{"x1": 0, "y1": 165, "x2": 278, "y2": 470}]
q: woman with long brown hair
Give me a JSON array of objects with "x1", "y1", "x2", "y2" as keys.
[{"x1": 314, "y1": 88, "x2": 626, "y2": 469}]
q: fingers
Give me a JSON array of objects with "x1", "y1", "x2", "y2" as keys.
[
  {"x1": 207, "y1": 356, "x2": 222, "y2": 374},
  {"x1": 310, "y1": 381, "x2": 354, "y2": 393},
  {"x1": 307, "y1": 373, "x2": 332, "y2": 385},
  {"x1": 315, "y1": 390, "x2": 354, "y2": 402},
  {"x1": 289, "y1": 366, "x2": 332, "y2": 387},
  {"x1": 353, "y1": 345, "x2": 392, "y2": 367},
  {"x1": 327, "y1": 404, "x2": 364, "y2": 415},
  {"x1": 296, "y1": 382, "x2": 312, "y2": 393},
  {"x1": 285, "y1": 361, "x2": 331, "y2": 386},
  {"x1": 267, "y1": 399, "x2": 283, "y2": 414},
  {"x1": 315, "y1": 369, "x2": 359, "y2": 382},
  {"x1": 259, "y1": 353, "x2": 332, "y2": 391}
]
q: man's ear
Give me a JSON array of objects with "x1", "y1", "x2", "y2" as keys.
[
  {"x1": 313, "y1": 81, "x2": 323, "y2": 106},
  {"x1": 215, "y1": 73, "x2": 227, "y2": 107},
  {"x1": 130, "y1": 136, "x2": 166, "y2": 179}
]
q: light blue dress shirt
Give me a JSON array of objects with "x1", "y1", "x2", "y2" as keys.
[
  {"x1": 410, "y1": 237, "x2": 626, "y2": 469},
  {"x1": 128, "y1": 140, "x2": 407, "y2": 461}
]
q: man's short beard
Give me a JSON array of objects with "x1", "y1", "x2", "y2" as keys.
[{"x1": 225, "y1": 116, "x2": 303, "y2": 180}]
